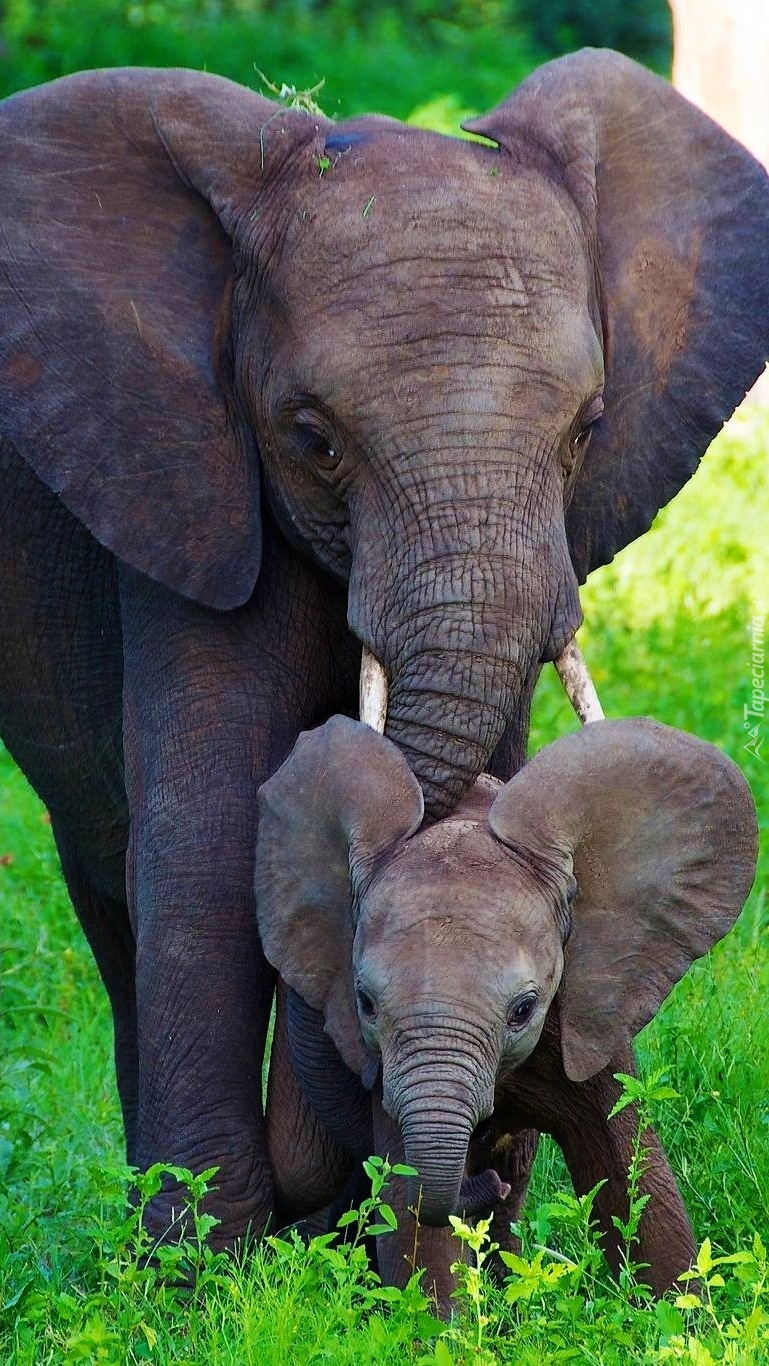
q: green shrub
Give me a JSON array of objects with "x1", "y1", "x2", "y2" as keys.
[
  {"x1": 516, "y1": 0, "x2": 671, "y2": 71},
  {"x1": 0, "y1": 0, "x2": 539, "y2": 118}
]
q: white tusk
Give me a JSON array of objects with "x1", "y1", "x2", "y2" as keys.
[
  {"x1": 553, "y1": 639, "x2": 605, "y2": 725},
  {"x1": 359, "y1": 648, "x2": 388, "y2": 734}
]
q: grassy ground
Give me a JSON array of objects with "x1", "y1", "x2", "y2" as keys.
[{"x1": 2, "y1": 407, "x2": 767, "y2": 1361}]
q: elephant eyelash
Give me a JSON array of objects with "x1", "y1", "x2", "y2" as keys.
[
  {"x1": 574, "y1": 393, "x2": 604, "y2": 442},
  {"x1": 563, "y1": 393, "x2": 604, "y2": 476},
  {"x1": 356, "y1": 986, "x2": 377, "y2": 1021},
  {"x1": 294, "y1": 421, "x2": 341, "y2": 471},
  {"x1": 279, "y1": 399, "x2": 342, "y2": 472}
]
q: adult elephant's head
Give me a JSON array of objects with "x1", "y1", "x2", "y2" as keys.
[
  {"x1": 256, "y1": 716, "x2": 757, "y2": 1226},
  {"x1": 2, "y1": 53, "x2": 768, "y2": 814}
]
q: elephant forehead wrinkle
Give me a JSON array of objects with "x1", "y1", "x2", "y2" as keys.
[
  {"x1": 423, "y1": 818, "x2": 483, "y2": 847},
  {"x1": 285, "y1": 162, "x2": 585, "y2": 298}
]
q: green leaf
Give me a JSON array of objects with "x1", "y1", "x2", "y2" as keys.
[
  {"x1": 648, "y1": 1085, "x2": 680, "y2": 1103},
  {"x1": 377, "y1": 1202, "x2": 398, "y2": 1229},
  {"x1": 372, "y1": 1284, "x2": 403, "y2": 1302},
  {"x1": 1, "y1": 1277, "x2": 33, "y2": 1313},
  {"x1": 335, "y1": 1210, "x2": 359, "y2": 1229},
  {"x1": 675, "y1": 1293, "x2": 702, "y2": 1310},
  {"x1": 695, "y1": 1238, "x2": 714, "y2": 1276},
  {"x1": 655, "y1": 1300, "x2": 685, "y2": 1339},
  {"x1": 414, "y1": 1312, "x2": 445, "y2": 1339},
  {"x1": 140, "y1": 1322, "x2": 158, "y2": 1351},
  {"x1": 499, "y1": 1252, "x2": 531, "y2": 1274}
]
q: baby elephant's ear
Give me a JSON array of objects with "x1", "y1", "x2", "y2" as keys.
[
  {"x1": 255, "y1": 716, "x2": 424, "y2": 1075},
  {"x1": 489, "y1": 720, "x2": 757, "y2": 1083}
]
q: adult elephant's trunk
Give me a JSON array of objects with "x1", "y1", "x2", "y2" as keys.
[
  {"x1": 348, "y1": 453, "x2": 582, "y2": 818},
  {"x1": 382, "y1": 1021, "x2": 497, "y2": 1227},
  {"x1": 361, "y1": 640, "x2": 603, "y2": 737},
  {"x1": 385, "y1": 641, "x2": 533, "y2": 818}
]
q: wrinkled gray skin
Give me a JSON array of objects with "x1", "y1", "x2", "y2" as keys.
[
  {"x1": 1, "y1": 50, "x2": 768, "y2": 1240},
  {"x1": 257, "y1": 716, "x2": 757, "y2": 1293}
]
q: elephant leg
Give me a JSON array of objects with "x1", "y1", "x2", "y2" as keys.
[
  {"x1": 0, "y1": 443, "x2": 134, "y2": 1135},
  {"x1": 118, "y1": 535, "x2": 357, "y2": 1247},
  {"x1": 485, "y1": 1129, "x2": 539, "y2": 1257},
  {"x1": 555, "y1": 1045, "x2": 695, "y2": 1295},
  {"x1": 267, "y1": 980, "x2": 353, "y2": 1224},
  {"x1": 285, "y1": 988, "x2": 374, "y2": 1156},
  {"x1": 371, "y1": 1086, "x2": 463, "y2": 1315},
  {"x1": 52, "y1": 827, "x2": 138, "y2": 1157},
  {"x1": 493, "y1": 1022, "x2": 696, "y2": 1296}
]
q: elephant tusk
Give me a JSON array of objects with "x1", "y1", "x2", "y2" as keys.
[
  {"x1": 553, "y1": 639, "x2": 605, "y2": 725},
  {"x1": 359, "y1": 647, "x2": 388, "y2": 733}
]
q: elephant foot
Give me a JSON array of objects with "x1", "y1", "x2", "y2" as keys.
[{"x1": 133, "y1": 1161, "x2": 275, "y2": 1254}]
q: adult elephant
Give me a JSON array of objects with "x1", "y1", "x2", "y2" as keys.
[{"x1": 0, "y1": 49, "x2": 767, "y2": 1242}]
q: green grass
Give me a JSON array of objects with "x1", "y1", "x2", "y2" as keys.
[{"x1": 2, "y1": 412, "x2": 768, "y2": 1361}]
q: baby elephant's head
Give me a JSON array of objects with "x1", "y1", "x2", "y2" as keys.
[{"x1": 255, "y1": 715, "x2": 756, "y2": 1226}]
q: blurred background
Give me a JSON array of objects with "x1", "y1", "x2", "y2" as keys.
[
  {"x1": 0, "y1": 0, "x2": 673, "y2": 118},
  {"x1": 1, "y1": 1, "x2": 766, "y2": 191}
]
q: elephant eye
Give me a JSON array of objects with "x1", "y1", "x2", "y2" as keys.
[
  {"x1": 293, "y1": 409, "x2": 341, "y2": 471},
  {"x1": 356, "y1": 987, "x2": 377, "y2": 1021},
  {"x1": 565, "y1": 393, "x2": 604, "y2": 474},
  {"x1": 506, "y1": 992, "x2": 538, "y2": 1030}
]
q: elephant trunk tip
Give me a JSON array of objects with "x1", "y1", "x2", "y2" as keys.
[{"x1": 412, "y1": 1191, "x2": 454, "y2": 1229}]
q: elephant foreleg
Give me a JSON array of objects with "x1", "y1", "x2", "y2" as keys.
[
  {"x1": 118, "y1": 533, "x2": 357, "y2": 1247},
  {"x1": 53, "y1": 827, "x2": 138, "y2": 1157},
  {"x1": 267, "y1": 980, "x2": 353, "y2": 1223},
  {"x1": 490, "y1": 1023, "x2": 696, "y2": 1296},
  {"x1": 555, "y1": 1046, "x2": 696, "y2": 1295}
]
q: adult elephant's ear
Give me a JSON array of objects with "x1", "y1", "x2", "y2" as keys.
[
  {"x1": 466, "y1": 49, "x2": 769, "y2": 581},
  {"x1": 0, "y1": 68, "x2": 328, "y2": 609},
  {"x1": 488, "y1": 720, "x2": 757, "y2": 1083},
  {"x1": 255, "y1": 716, "x2": 424, "y2": 1077}
]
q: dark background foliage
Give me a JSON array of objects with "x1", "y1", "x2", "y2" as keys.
[{"x1": 0, "y1": 0, "x2": 672, "y2": 116}]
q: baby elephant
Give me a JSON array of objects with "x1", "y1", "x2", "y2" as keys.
[{"x1": 256, "y1": 715, "x2": 756, "y2": 1295}]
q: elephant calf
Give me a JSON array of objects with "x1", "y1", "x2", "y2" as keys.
[{"x1": 256, "y1": 715, "x2": 756, "y2": 1300}]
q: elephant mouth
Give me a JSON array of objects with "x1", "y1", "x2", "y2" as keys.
[{"x1": 359, "y1": 639, "x2": 604, "y2": 734}]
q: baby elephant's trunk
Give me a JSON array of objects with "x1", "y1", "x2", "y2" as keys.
[{"x1": 384, "y1": 1030, "x2": 496, "y2": 1227}]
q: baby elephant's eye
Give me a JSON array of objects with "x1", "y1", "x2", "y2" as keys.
[
  {"x1": 506, "y1": 992, "x2": 538, "y2": 1030},
  {"x1": 356, "y1": 987, "x2": 377, "y2": 1021}
]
